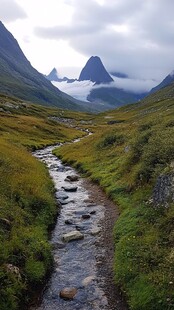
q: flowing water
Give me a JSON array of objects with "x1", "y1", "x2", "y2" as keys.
[{"x1": 31, "y1": 142, "x2": 111, "y2": 310}]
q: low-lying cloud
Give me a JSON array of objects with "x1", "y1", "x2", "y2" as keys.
[
  {"x1": 53, "y1": 76, "x2": 158, "y2": 102},
  {"x1": 52, "y1": 80, "x2": 94, "y2": 101}
]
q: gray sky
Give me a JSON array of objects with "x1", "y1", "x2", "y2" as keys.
[{"x1": 1, "y1": 0, "x2": 174, "y2": 89}]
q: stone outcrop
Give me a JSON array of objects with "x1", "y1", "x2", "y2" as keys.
[{"x1": 152, "y1": 173, "x2": 174, "y2": 207}]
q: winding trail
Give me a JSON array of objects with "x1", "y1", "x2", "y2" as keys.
[{"x1": 31, "y1": 138, "x2": 128, "y2": 310}]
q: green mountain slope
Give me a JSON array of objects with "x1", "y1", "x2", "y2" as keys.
[
  {"x1": 88, "y1": 86, "x2": 146, "y2": 107},
  {"x1": 0, "y1": 21, "x2": 89, "y2": 111}
]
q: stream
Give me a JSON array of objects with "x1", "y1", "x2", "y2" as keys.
[{"x1": 31, "y1": 139, "x2": 126, "y2": 310}]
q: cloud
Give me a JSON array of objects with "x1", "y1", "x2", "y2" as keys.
[
  {"x1": 52, "y1": 75, "x2": 157, "y2": 103},
  {"x1": 95, "y1": 77, "x2": 158, "y2": 94},
  {"x1": 52, "y1": 80, "x2": 94, "y2": 101},
  {"x1": 34, "y1": 0, "x2": 174, "y2": 82},
  {"x1": 0, "y1": 0, "x2": 27, "y2": 22}
]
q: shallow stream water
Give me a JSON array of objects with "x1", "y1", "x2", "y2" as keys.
[{"x1": 31, "y1": 141, "x2": 110, "y2": 310}]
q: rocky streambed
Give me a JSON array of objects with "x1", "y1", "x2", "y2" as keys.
[{"x1": 31, "y1": 142, "x2": 127, "y2": 310}]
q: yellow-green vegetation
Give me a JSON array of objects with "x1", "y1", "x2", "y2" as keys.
[
  {"x1": 0, "y1": 94, "x2": 90, "y2": 309},
  {"x1": 54, "y1": 97, "x2": 174, "y2": 310}
]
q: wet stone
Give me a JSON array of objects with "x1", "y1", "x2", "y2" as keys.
[
  {"x1": 56, "y1": 191, "x2": 69, "y2": 200},
  {"x1": 62, "y1": 231, "x2": 84, "y2": 242},
  {"x1": 82, "y1": 214, "x2": 91, "y2": 220},
  {"x1": 62, "y1": 186, "x2": 78, "y2": 192},
  {"x1": 86, "y1": 203, "x2": 97, "y2": 208},
  {"x1": 65, "y1": 219, "x2": 73, "y2": 225},
  {"x1": 65, "y1": 175, "x2": 79, "y2": 182},
  {"x1": 52, "y1": 242, "x2": 66, "y2": 250},
  {"x1": 57, "y1": 164, "x2": 65, "y2": 172},
  {"x1": 59, "y1": 287, "x2": 77, "y2": 300},
  {"x1": 90, "y1": 210, "x2": 96, "y2": 215},
  {"x1": 58, "y1": 199, "x2": 74, "y2": 205},
  {"x1": 90, "y1": 227, "x2": 101, "y2": 236},
  {"x1": 82, "y1": 276, "x2": 95, "y2": 287}
]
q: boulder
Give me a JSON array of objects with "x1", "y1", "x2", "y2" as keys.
[
  {"x1": 59, "y1": 287, "x2": 77, "y2": 300},
  {"x1": 65, "y1": 175, "x2": 79, "y2": 182},
  {"x1": 62, "y1": 231, "x2": 84, "y2": 242}
]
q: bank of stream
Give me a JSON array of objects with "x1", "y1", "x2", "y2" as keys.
[{"x1": 31, "y1": 138, "x2": 128, "y2": 310}]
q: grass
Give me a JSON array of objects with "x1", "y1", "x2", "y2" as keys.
[
  {"x1": 0, "y1": 94, "x2": 91, "y2": 309},
  {"x1": 54, "y1": 96, "x2": 174, "y2": 310}
]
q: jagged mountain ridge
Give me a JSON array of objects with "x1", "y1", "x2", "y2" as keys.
[{"x1": 46, "y1": 68, "x2": 76, "y2": 83}]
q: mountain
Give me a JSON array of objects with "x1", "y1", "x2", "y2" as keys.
[
  {"x1": 88, "y1": 86, "x2": 146, "y2": 107},
  {"x1": 46, "y1": 68, "x2": 76, "y2": 83},
  {"x1": 79, "y1": 56, "x2": 114, "y2": 84},
  {"x1": 0, "y1": 21, "x2": 87, "y2": 111},
  {"x1": 150, "y1": 69, "x2": 174, "y2": 94},
  {"x1": 46, "y1": 67, "x2": 60, "y2": 81}
]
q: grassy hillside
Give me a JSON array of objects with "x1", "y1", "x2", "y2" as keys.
[
  {"x1": 0, "y1": 94, "x2": 90, "y2": 310},
  {"x1": 54, "y1": 96, "x2": 174, "y2": 310}
]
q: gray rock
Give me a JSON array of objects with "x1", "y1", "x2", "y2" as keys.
[
  {"x1": 57, "y1": 164, "x2": 65, "y2": 172},
  {"x1": 65, "y1": 175, "x2": 79, "y2": 182},
  {"x1": 62, "y1": 186, "x2": 78, "y2": 192},
  {"x1": 65, "y1": 219, "x2": 73, "y2": 225},
  {"x1": 82, "y1": 214, "x2": 91, "y2": 219},
  {"x1": 56, "y1": 191, "x2": 69, "y2": 200},
  {"x1": 90, "y1": 227, "x2": 101, "y2": 236},
  {"x1": 58, "y1": 199, "x2": 74, "y2": 205},
  {"x1": 62, "y1": 231, "x2": 84, "y2": 242},
  {"x1": 86, "y1": 203, "x2": 97, "y2": 208},
  {"x1": 90, "y1": 210, "x2": 96, "y2": 215},
  {"x1": 52, "y1": 242, "x2": 66, "y2": 249},
  {"x1": 82, "y1": 276, "x2": 95, "y2": 286}
]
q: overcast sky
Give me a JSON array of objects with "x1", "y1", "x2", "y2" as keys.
[{"x1": 1, "y1": 0, "x2": 174, "y2": 88}]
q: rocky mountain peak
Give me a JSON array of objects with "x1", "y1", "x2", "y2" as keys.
[{"x1": 79, "y1": 56, "x2": 114, "y2": 84}]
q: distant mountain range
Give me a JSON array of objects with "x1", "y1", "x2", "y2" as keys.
[
  {"x1": 47, "y1": 57, "x2": 146, "y2": 106},
  {"x1": 1, "y1": 20, "x2": 174, "y2": 113},
  {"x1": 46, "y1": 68, "x2": 76, "y2": 84}
]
